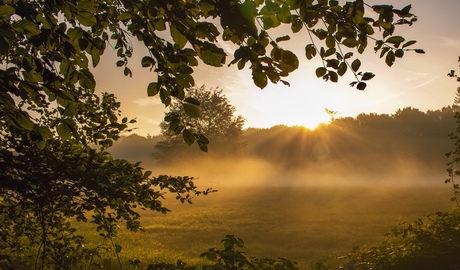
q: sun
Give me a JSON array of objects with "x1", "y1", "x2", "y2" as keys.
[{"x1": 295, "y1": 111, "x2": 331, "y2": 130}]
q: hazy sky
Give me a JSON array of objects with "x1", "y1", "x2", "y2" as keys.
[{"x1": 92, "y1": 0, "x2": 460, "y2": 136}]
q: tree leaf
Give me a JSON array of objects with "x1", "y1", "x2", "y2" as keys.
[
  {"x1": 361, "y1": 72, "x2": 375, "y2": 81},
  {"x1": 141, "y1": 56, "x2": 155, "y2": 67},
  {"x1": 385, "y1": 36, "x2": 405, "y2": 44},
  {"x1": 76, "y1": 11, "x2": 97, "y2": 27},
  {"x1": 15, "y1": 111, "x2": 34, "y2": 130},
  {"x1": 182, "y1": 129, "x2": 195, "y2": 146},
  {"x1": 305, "y1": 44, "x2": 316, "y2": 60},
  {"x1": 385, "y1": 50, "x2": 395, "y2": 66},
  {"x1": 56, "y1": 123, "x2": 72, "y2": 140},
  {"x1": 316, "y1": 67, "x2": 327, "y2": 77},
  {"x1": 147, "y1": 82, "x2": 158, "y2": 96},
  {"x1": 342, "y1": 38, "x2": 358, "y2": 48},
  {"x1": 0, "y1": 5, "x2": 15, "y2": 20},
  {"x1": 170, "y1": 25, "x2": 187, "y2": 49},
  {"x1": 357, "y1": 82, "x2": 367, "y2": 90},
  {"x1": 275, "y1": 35, "x2": 290, "y2": 43},
  {"x1": 176, "y1": 73, "x2": 194, "y2": 88},
  {"x1": 184, "y1": 97, "x2": 200, "y2": 106},
  {"x1": 395, "y1": 49, "x2": 404, "y2": 58},
  {"x1": 252, "y1": 69, "x2": 268, "y2": 89},
  {"x1": 328, "y1": 71, "x2": 338, "y2": 82},
  {"x1": 338, "y1": 62, "x2": 347, "y2": 76},
  {"x1": 79, "y1": 70, "x2": 95, "y2": 90},
  {"x1": 351, "y1": 59, "x2": 361, "y2": 72},
  {"x1": 402, "y1": 40, "x2": 416, "y2": 48},
  {"x1": 183, "y1": 103, "x2": 200, "y2": 118}
]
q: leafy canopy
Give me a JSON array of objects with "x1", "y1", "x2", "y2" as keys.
[{"x1": 0, "y1": 0, "x2": 422, "y2": 148}]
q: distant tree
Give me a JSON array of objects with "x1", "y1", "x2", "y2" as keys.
[{"x1": 155, "y1": 86, "x2": 245, "y2": 163}]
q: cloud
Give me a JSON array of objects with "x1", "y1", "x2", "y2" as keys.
[
  {"x1": 132, "y1": 97, "x2": 162, "y2": 107},
  {"x1": 438, "y1": 36, "x2": 460, "y2": 49}
]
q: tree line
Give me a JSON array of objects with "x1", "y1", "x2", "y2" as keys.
[{"x1": 109, "y1": 105, "x2": 460, "y2": 179}]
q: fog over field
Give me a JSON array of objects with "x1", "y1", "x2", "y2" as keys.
[
  {"x1": 103, "y1": 108, "x2": 460, "y2": 267},
  {"x1": 110, "y1": 107, "x2": 456, "y2": 188}
]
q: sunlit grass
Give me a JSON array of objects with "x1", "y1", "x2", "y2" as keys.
[{"x1": 78, "y1": 186, "x2": 455, "y2": 269}]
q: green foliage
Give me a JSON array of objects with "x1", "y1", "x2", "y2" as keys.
[
  {"x1": 138, "y1": 235, "x2": 298, "y2": 270},
  {"x1": 0, "y1": 0, "x2": 421, "y2": 150},
  {"x1": 331, "y1": 210, "x2": 460, "y2": 270},
  {"x1": 155, "y1": 86, "x2": 245, "y2": 163}
]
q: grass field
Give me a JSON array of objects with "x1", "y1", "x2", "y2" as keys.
[{"x1": 77, "y1": 184, "x2": 456, "y2": 269}]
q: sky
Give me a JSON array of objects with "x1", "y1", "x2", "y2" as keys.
[{"x1": 92, "y1": 0, "x2": 460, "y2": 137}]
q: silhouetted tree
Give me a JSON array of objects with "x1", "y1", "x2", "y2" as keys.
[{"x1": 155, "y1": 86, "x2": 245, "y2": 163}]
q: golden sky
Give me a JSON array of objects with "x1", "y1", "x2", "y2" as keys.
[{"x1": 92, "y1": 0, "x2": 460, "y2": 136}]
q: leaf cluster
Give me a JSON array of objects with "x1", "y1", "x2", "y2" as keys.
[{"x1": 331, "y1": 210, "x2": 460, "y2": 270}]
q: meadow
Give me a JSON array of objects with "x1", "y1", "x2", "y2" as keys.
[{"x1": 80, "y1": 184, "x2": 456, "y2": 269}]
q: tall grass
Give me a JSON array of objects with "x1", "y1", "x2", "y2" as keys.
[{"x1": 75, "y1": 185, "x2": 456, "y2": 269}]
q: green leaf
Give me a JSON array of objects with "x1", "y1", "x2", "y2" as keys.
[
  {"x1": 183, "y1": 103, "x2": 200, "y2": 118},
  {"x1": 385, "y1": 36, "x2": 405, "y2": 44},
  {"x1": 395, "y1": 49, "x2": 404, "y2": 58},
  {"x1": 252, "y1": 69, "x2": 267, "y2": 89},
  {"x1": 182, "y1": 129, "x2": 195, "y2": 146},
  {"x1": 0, "y1": 5, "x2": 15, "y2": 19},
  {"x1": 361, "y1": 72, "x2": 375, "y2": 81},
  {"x1": 124, "y1": 67, "x2": 132, "y2": 77},
  {"x1": 385, "y1": 50, "x2": 395, "y2": 66},
  {"x1": 313, "y1": 29, "x2": 328, "y2": 40},
  {"x1": 76, "y1": 11, "x2": 97, "y2": 27},
  {"x1": 117, "y1": 12, "x2": 131, "y2": 21},
  {"x1": 326, "y1": 35, "x2": 335, "y2": 49},
  {"x1": 316, "y1": 67, "x2": 327, "y2": 77},
  {"x1": 184, "y1": 97, "x2": 200, "y2": 106},
  {"x1": 279, "y1": 50, "x2": 299, "y2": 72},
  {"x1": 170, "y1": 25, "x2": 187, "y2": 49},
  {"x1": 141, "y1": 56, "x2": 155, "y2": 67},
  {"x1": 195, "y1": 43, "x2": 226, "y2": 67},
  {"x1": 13, "y1": 20, "x2": 40, "y2": 35},
  {"x1": 342, "y1": 38, "x2": 358, "y2": 48},
  {"x1": 76, "y1": 0, "x2": 98, "y2": 13},
  {"x1": 15, "y1": 111, "x2": 34, "y2": 130},
  {"x1": 79, "y1": 70, "x2": 95, "y2": 90},
  {"x1": 357, "y1": 82, "x2": 367, "y2": 90},
  {"x1": 351, "y1": 59, "x2": 361, "y2": 72},
  {"x1": 305, "y1": 44, "x2": 316, "y2": 60},
  {"x1": 147, "y1": 82, "x2": 159, "y2": 96},
  {"x1": 276, "y1": 35, "x2": 291, "y2": 43},
  {"x1": 57, "y1": 123, "x2": 72, "y2": 140},
  {"x1": 176, "y1": 73, "x2": 194, "y2": 88},
  {"x1": 328, "y1": 71, "x2": 338, "y2": 82},
  {"x1": 338, "y1": 62, "x2": 347, "y2": 76},
  {"x1": 402, "y1": 40, "x2": 416, "y2": 48}
]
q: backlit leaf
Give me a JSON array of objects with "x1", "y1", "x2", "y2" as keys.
[
  {"x1": 316, "y1": 67, "x2": 327, "y2": 77},
  {"x1": 385, "y1": 50, "x2": 395, "y2": 66},
  {"x1": 361, "y1": 72, "x2": 375, "y2": 81},
  {"x1": 252, "y1": 69, "x2": 267, "y2": 89},
  {"x1": 351, "y1": 59, "x2": 361, "y2": 72},
  {"x1": 182, "y1": 129, "x2": 195, "y2": 145},
  {"x1": 183, "y1": 103, "x2": 200, "y2": 118},
  {"x1": 147, "y1": 82, "x2": 158, "y2": 96}
]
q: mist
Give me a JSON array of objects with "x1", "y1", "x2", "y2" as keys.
[{"x1": 109, "y1": 107, "x2": 456, "y2": 189}]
